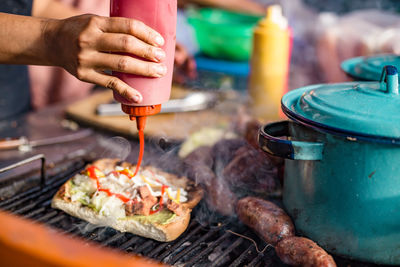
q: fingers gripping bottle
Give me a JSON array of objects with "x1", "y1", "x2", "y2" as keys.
[
  {"x1": 110, "y1": 0, "x2": 177, "y2": 175},
  {"x1": 248, "y1": 5, "x2": 291, "y2": 121}
]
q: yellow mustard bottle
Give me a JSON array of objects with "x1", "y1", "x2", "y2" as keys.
[{"x1": 248, "y1": 5, "x2": 291, "y2": 121}]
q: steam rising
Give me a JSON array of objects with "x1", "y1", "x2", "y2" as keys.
[
  {"x1": 179, "y1": 116, "x2": 282, "y2": 227},
  {"x1": 98, "y1": 136, "x2": 131, "y2": 160}
]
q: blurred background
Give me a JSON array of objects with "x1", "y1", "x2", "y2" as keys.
[{"x1": 30, "y1": 0, "x2": 400, "y2": 111}]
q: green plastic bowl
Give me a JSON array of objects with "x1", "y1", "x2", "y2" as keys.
[{"x1": 187, "y1": 8, "x2": 262, "y2": 61}]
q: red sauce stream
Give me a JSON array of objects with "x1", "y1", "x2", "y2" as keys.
[
  {"x1": 86, "y1": 128, "x2": 163, "y2": 214},
  {"x1": 86, "y1": 166, "x2": 130, "y2": 203},
  {"x1": 133, "y1": 129, "x2": 144, "y2": 177}
]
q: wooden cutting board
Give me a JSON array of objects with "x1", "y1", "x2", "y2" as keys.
[{"x1": 65, "y1": 87, "x2": 234, "y2": 141}]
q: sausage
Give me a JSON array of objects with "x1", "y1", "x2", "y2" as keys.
[
  {"x1": 244, "y1": 119, "x2": 262, "y2": 149},
  {"x1": 275, "y1": 237, "x2": 336, "y2": 267},
  {"x1": 184, "y1": 146, "x2": 214, "y2": 169},
  {"x1": 184, "y1": 146, "x2": 214, "y2": 186},
  {"x1": 184, "y1": 147, "x2": 237, "y2": 216},
  {"x1": 205, "y1": 175, "x2": 237, "y2": 216},
  {"x1": 211, "y1": 138, "x2": 247, "y2": 173},
  {"x1": 189, "y1": 166, "x2": 237, "y2": 216},
  {"x1": 236, "y1": 197, "x2": 294, "y2": 245},
  {"x1": 223, "y1": 146, "x2": 281, "y2": 196},
  {"x1": 244, "y1": 119, "x2": 285, "y2": 167}
]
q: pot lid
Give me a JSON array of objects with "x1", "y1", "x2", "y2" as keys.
[
  {"x1": 341, "y1": 54, "x2": 400, "y2": 81},
  {"x1": 282, "y1": 65, "x2": 400, "y2": 140}
]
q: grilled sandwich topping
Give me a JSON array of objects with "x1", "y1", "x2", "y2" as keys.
[{"x1": 68, "y1": 165, "x2": 188, "y2": 219}]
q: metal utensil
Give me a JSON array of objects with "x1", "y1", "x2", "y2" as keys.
[
  {"x1": 96, "y1": 92, "x2": 216, "y2": 116},
  {"x1": 0, "y1": 129, "x2": 93, "y2": 151}
]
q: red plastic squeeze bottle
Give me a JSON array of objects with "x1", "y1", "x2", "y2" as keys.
[{"x1": 110, "y1": 0, "x2": 177, "y2": 175}]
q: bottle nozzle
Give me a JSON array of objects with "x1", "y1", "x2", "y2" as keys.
[
  {"x1": 135, "y1": 116, "x2": 147, "y2": 131},
  {"x1": 267, "y1": 5, "x2": 282, "y2": 19},
  {"x1": 262, "y1": 5, "x2": 288, "y2": 29},
  {"x1": 122, "y1": 104, "x2": 162, "y2": 131}
]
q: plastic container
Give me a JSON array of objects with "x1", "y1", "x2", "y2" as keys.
[
  {"x1": 188, "y1": 8, "x2": 261, "y2": 61},
  {"x1": 248, "y1": 5, "x2": 291, "y2": 121},
  {"x1": 110, "y1": 0, "x2": 177, "y2": 107}
]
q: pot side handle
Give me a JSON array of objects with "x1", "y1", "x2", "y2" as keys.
[{"x1": 258, "y1": 121, "x2": 324, "y2": 160}]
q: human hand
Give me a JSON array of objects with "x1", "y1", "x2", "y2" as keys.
[
  {"x1": 173, "y1": 43, "x2": 197, "y2": 84},
  {"x1": 44, "y1": 14, "x2": 167, "y2": 103}
]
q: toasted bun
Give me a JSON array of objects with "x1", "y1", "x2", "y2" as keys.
[{"x1": 51, "y1": 158, "x2": 203, "y2": 242}]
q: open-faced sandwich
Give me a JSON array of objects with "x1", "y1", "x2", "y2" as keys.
[{"x1": 52, "y1": 159, "x2": 203, "y2": 242}]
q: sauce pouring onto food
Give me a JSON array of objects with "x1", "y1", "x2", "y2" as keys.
[{"x1": 110, "y1": 0, "x2": 177, "y2": 177}]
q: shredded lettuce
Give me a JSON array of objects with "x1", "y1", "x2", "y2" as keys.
[
  {"x1": 91, "y1": 192, "x2": 108, "y2": 211},
  {"x1": 99, "y1": 195, "x2": 126, "y2": 219},
  {"x1": 72, "y1": 174, "x2": 97, "y2": 195}
]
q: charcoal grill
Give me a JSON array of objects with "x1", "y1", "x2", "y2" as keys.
[
  {"x1": 0, "y1": 154, "x2": 286, "y2": 267},
  {"x1": 0, "y1": 155, "x2": 383, "y2": 267}
]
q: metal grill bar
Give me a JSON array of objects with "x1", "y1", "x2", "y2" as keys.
[
  {"x1": 0, "y1": 154, "x2": 46, "y2": 187},
  {"x1": 87, "y1": 228, "x2": 108, "y2": 242},
  {"x1": 36, "y1": 211, "x2": 59, "y2": 223},
  {"x1": 63, "y1": 224, "x2": 80, "y2": 235},
  {"x1": 101, "y1": 232, "x2": 126, "y2": 247},
  {"x1": 184, "y1": 231, "x2": 232, "y2": 267},
  {"x1": 247, "y1": 252, "x2": 266, "y2": 267},
  {"x1": 135, "y1": 239, "x2": 156, "y2": 255},
  {"x1": 13, "y1": 189, "x2": 59, "y2": 214},
  {"x1": 47, "y1": 214, "x2": 66, "y2": 225},
  {"x1": 169, "y1": 228, "x2": 220, "y2": 265},
  {"x1": 230, "y1": 244, "x2": 256, "y2": 267},
  {"x1": 24, "y1": 207, "x2": 46, "y2": 219},
  {"x1": 2, "y1": 177, "x2": 66, "y2": 211},
  {"x1": 0, "y1": 186, "x2": 41, "y2": 208},
  {"x1": 120, "y1": 236, "x2": 141, "y2": 251},
  {"x1": 211, "y1": 237, "x2": 245, "y2": 267},
  {"x1": 81, "y1": 226, "x2": 103, "y2": 239},
  {"x1": 156, "y1": 222, "x2": 203, "y2": 261},
  {"x1": 146, "y1": 242, "x2": 170, "y2": 258}
]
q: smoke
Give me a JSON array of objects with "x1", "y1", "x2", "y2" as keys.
[
  {"x1": 97, "y1": 136, "x2": 131, "y2": 161},
  {"x1": 179, "y1": 117, "x2": 283, "y2": 227},
  {"x1": 71, "y1": 221, "x2": 100, "y2": 237},
  {"x1": 81, "y1": 113, "x2": 282, "y2": 229}
]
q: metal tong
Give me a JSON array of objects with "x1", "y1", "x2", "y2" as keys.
[
  {"x1": 96, "y1": 91, "x2": 217, "y2": 116},
  {"x1": 0, "y1": 129, "x2": 93, "y2": 151}
]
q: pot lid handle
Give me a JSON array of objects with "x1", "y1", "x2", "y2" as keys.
[{"x1": 380, "y1": 65, "x2": 399, "y2": 95}]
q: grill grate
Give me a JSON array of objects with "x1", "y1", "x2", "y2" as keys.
[
  {"x1": 0, "y1": 158, "x2": 377, "y2": 267},
  {"x1": 0, "y1": 160, "x2": 286, "y2": 267}
]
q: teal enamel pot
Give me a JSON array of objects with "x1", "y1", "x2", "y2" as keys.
[
  {"x1": 342, "y1": 54, "x2": 400, "y2": 81},
  {"x1": 258, "y1": 66, "x2": 400, "y2": 265}
]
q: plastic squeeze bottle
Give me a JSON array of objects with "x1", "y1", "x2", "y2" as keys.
[
  {"x1": 110, "y1": 0, "x2": 177, "y2": 175},
  {"x1": 248, "y1": 5, "x2": 291, "y2": 121}
]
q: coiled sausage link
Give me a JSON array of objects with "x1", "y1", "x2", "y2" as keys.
[
  {"x1": 275, "y1": 236, "x2": 336, "y2": 267},
  {"x1": 236, "y1": 197, "x2": 295, "y2": 246}
]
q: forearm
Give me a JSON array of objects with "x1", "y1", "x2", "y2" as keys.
[
  {"x1": 0, "y1": 11, "x2": 168, "y2": 104},
  {"x1": 0, "y1": 13, "x2": 53, "y2": 66}
]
